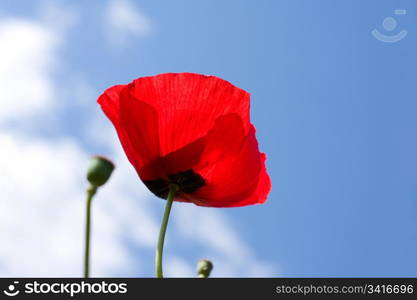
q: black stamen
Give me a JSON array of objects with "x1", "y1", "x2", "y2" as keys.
[{"x1": 143, "y1": 169, "x2": 206, "y2": 198}]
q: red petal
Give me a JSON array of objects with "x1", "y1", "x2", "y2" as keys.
[
  {"x1": 98, "y1": 84, "x2": 139, "y2": 168},
  {"x1": 140, "y1": 113, "x2": 245, "y2": 180},
  {"x1": 129, "y1": 73, "x2": 250, "y2": 157},
  {"x1": 97, "y1": 84, "x2": 125, "y2": 125},
  {"x1": 190, "y1": 113, "x2": 246, "y2": 170},
  {"x1": 98, "y1": 84, "x2": 161, "y2": 177},
  {"x1": 186, "y1": 125, "x2": 271, "y2": 207}
]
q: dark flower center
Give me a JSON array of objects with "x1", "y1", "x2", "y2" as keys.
[{"x1": 143, "y1": 169, "x2": 206, "y2": 198}]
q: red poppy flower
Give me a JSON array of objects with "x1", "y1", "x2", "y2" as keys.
[{"x1": 98, "y1": 73, "x2": 271, "y2": 207}]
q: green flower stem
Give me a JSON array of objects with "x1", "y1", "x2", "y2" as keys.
[
  {"x1": 84, "y1": 185, "x2": 97, "y2": 278},
  {"x1": 155, "y1": 184, "x2": 179, "y2": 278}
]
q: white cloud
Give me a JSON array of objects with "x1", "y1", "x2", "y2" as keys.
[
  {"x1": 0, "y1": 11, "x2": 141, "y2": 276},
  {"x1": 104, "y1": 0, "x2": 152, "y2": 45},
  {"x1": 174, "y1": 206, "x2": 275, "y2": 277},
  {"x1": 38, "y1": 0, "x2": 79, "y2": 33},
  {"x1": 0, "y1": 19, "x2": 57, "y2": 124},
  {"x1": 0, "y1": 1, "x2": 78, "y2": 127},
  {"x1": 164, "y1": 256, "x2": 195, "y2": 277},
  {"x1": 0, "y1": 131, "x2": 154, "y2": 276},
  {"x1": 0, "y1": 133, "x2": 87, "y2": 276}
]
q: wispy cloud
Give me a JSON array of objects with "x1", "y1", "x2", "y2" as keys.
[
  {"x1": 164, "y1": 255, "x2": 195, "y2": 277},
  {"x1": 39, "y1": 0, "x2": 79, "y2": 33},
  {"x1": 0, "y1": 0, "x2": 78, "y2": 127},
  {"x1": 0, "y1": 19, "x2": 57, "y2": 124},
  {"x1": 104, "y1": 0, "x2": 152, "y2": 45},
  {"x1": 174, "y1": 205, "x2": 275, "y2": 277}
]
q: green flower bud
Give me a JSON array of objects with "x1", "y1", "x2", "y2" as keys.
[
  {"x1": 197, "y1": 259, "x2": 213, "y2": 278},
  {"x1": 86, "y1": 156, "x2": 115, "y2": 187}
]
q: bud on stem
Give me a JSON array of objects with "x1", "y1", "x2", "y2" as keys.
[
  {"x1": 86, "y1": 156, "x2": 115, "y2": 187},
  {"x1": 84, "y1": 155, "x2": 114, "y2": 278},
  {"x1": 197, "y1": 259, "x2": 213, "y2": 278}
]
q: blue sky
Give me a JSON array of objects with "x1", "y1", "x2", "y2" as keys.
[{"x1": 0, "y1": 0, "x2": 416, "y2": 277}]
